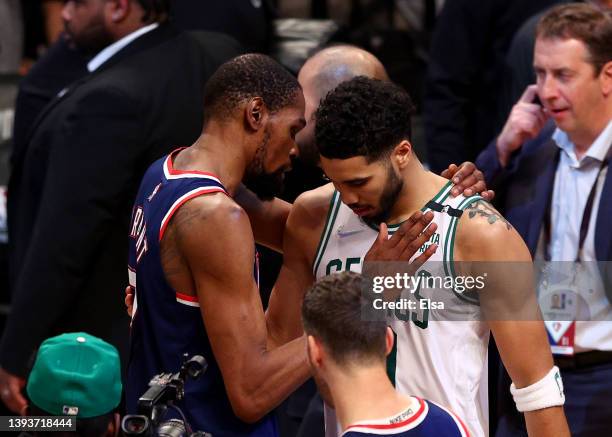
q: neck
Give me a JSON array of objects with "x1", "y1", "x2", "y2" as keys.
[
  {"x1": 174, "y1": 121, "x2": 250, "y2": 196},
  {"x1": 326, "y1": 363, "x2": 413, "y2": 431},
  {"x1": 570, "y1": 105, "x2": 612, "y2": 159},
  {"x1": 112, "y1": 10, "x2": 160, "y2": 41},
  {"x1": 387, "y1": 160, "x2": 448, "y2": 224}
]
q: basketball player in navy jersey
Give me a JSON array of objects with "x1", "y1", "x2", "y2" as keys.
[
  {"x1": 302, "y1": 272, "x2": 470, "y2": 437},
  {"x1": 125, "y1": 54, "x2": 314, "y2": 436}
]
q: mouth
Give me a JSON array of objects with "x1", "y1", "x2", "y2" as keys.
[
  {"x1": 548, "y1": 107, "x2": 570, "y2": 118},
  {"x1": 350, "y1": 206, "x2": 373, "y2": 216}
]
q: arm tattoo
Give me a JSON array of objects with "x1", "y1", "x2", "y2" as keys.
[{"x1": 466, "y1": 201, "x2": 513, "y2": 230}]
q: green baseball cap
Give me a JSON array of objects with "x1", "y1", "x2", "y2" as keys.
[{"x1": 26, "y1": 332, "x2": 122, "y2": 418}]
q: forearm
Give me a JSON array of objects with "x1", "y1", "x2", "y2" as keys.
[
  {"x1": 230, "y1": 336, "x2": 310, "y2": 422},
  {"x1": 234, "y1": 184, "x2": 290, "y2": 253},
  {"x1": 265, "y1": 309, "x2": 303, "y2": 350},
  {"x1": 525, "y1": 407, "x2": 570, "y2": 437},
  {"x1": 265, "y1": 267, "x2": 308, "y2": 348}
]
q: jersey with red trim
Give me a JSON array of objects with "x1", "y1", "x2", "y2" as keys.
[
  {"x1": 342, "y1": 398, "x2": 469, "y2": 437},
  {"x1": 126, "y1": 150, "x2": 274, "y2": 437}
]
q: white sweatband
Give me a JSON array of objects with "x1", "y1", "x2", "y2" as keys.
[{"x1": 510, "y1": 366, "x2": 565, "y2": 412}]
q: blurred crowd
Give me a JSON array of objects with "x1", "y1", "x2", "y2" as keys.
[{"x1": 0, "y1": 1, "x2": 610, "y2": 436}]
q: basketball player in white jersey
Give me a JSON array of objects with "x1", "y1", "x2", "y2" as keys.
[{"x1": 265, "y1": 77, "x2": 569, "y2": 437}]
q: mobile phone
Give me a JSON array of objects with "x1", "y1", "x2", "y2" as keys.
[{"x1": 532, "y1": 93, "x2": 542, "y2": 107}]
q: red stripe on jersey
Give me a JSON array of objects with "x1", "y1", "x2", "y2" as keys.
[
  {"x1": 158, "y1": 188, "x2": 226, "y2": 241},
  {"x1": 449, "y1": 409, "x2": 470, "y2": 437},
  {"x1": 345, "y1": 397, "x2": 426, "y2": 431},
  {"x1": 176, "y1": 292, "x2": 198, "y2": 303},
  {"x1": 166, "y1": 149, "x2": 222, "y2": 178}
]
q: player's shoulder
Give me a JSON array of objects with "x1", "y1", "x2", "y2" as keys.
[
  {"x1": 289, "y1": 182, "x2": 335, "y2": 228},
  {"x1": 454, "y1": 198, "x2": 530, "y2": 262},
  {"x1": 176, "y1": 192, "x2": 250, "y2": 233}
]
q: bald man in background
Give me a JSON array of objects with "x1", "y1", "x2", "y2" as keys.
[{"x1": 281, "y1": 46, "x2": 389, "y2": 203}]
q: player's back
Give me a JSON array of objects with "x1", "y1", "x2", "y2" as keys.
[
  {"x1": 126, "y1": 149, "x2": 277, "y2": 437},
  {"x1": 342, "y1": 398, "x2": 469, "y2": 437}
]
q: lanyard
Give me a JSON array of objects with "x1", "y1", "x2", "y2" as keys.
[{"x1": 543, "y1": 157, "x2": 608, "y2": 262}]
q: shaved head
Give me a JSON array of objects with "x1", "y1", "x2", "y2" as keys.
[
  {"x1": 300, "y1": 45, "x2": 389, "y2": 102},
  {"x1": 296, "y1": 45, "x2": 389, "y2": 166}
]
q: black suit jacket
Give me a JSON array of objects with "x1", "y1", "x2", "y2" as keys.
[
  {"x1": 2, "y1": 24, "x2": 242, "y2": 376},
  {"x1": 423, "y1": 0, "x2": 562, "y2": 173}
]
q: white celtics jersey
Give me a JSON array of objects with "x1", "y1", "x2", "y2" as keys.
[{"x1": 313, "y1": 181, "x2": 490, "y2": 437}]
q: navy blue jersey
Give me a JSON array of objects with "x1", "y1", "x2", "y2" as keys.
[
  {"x1": 342, "y1": 398, "x2": 469, "y2": 437},
  {"x1": 126, "y1": 149, "x2": 276, "y2": 437}
]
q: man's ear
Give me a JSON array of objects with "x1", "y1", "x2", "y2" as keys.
[
  {"x1": 600, "y1": 60, "x2": 612, "y2": 97},
  {"x1": 385, "y1": 326, "x2": 395, "y2": 356},
  {"x1": 106, "y1": 0, "x2": 130, "y2": 23},
  {"x1": 307, "y1": 335, "x2": 324, "y2": 369},
  {"x1": 245, "y1": 97, "x2": 266, "y2": 132},
  {"x1": 392, "y1": 140, "x2": 413, "y2": 170}
]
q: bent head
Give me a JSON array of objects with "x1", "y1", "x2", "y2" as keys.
[
  {"x1": 296, "y1": 46, "x2": 389, "y2": 167},
  {"x1": 534, "y1": 4, "x2": 612, "y2": 146},
  {"x1": 203, "y1": 54, "x2": 306, "y2": 200},
  {"x1": 315, "y1": 77, "x2": 416, "y2": 225},
  {"x1": 302, "y1": 272, "x2": 394, "y2": 405}
]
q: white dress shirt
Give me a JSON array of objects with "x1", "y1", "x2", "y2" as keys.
[
  {"x1": 87, "y1": 22, "x2": 159, "y2": 72},
  {"x1": 546, "y1": 120, "x2": 612, "y2": 352}
]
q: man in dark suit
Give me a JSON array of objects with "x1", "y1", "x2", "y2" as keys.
[
  {"x1": 476, "y1": 4, "x2": 612, "y2": 436},
  {"x1": 0, "y1": 0, "x2": 241, "y2": 414},
  {"x1": 423, "y1": 0, "x2": 563, "y2": 173}
]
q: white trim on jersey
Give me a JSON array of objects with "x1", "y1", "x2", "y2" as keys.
[
  {"x1": 128, "y1": 266, "x2": 137, "y2": 288},
  {"x1": 163, "y1": 154, "x2": 223, "y2": 183},
  {"x1": 341, "y1": 399, "x2": 429, "y2": 436},
  {"x1": 429, "y1": 400, "x2": 470, "y2": 437},
  {"x1": 176, "y1": 292, "x2": 200, "y2": 307}
]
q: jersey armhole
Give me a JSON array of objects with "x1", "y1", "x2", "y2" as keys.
[
  {"x1": 442, "y1": 195, "x2": 484, "y2": 305},
  {"x1": 158, "y1": 187, "x2": 227, "y2": 241},
  {"x1": 312, "y1": 190, "x2": 341, "y2": 276}
]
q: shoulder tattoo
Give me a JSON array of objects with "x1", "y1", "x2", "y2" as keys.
[{"x1": 465, "y1": 200, "x2": 513, "y2": 231}]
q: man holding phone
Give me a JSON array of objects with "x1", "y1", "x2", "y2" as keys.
[{"x1": 476, "y1": 3, "x2": 612, "y2": 436}]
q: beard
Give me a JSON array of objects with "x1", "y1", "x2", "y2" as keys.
[
  {"x1": 362, "y1": 166, "x2": 404, "y2": 227},
  {"x1": 243, "y1": 130, "x2": 286, "y2": 201},
  {"x1": 64, "y1": 15, "x2": 114, "y2": 56}
]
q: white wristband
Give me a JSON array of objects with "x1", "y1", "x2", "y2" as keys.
[{"x1": 510, "y1": 366, "x2": 565, "y2": 412}]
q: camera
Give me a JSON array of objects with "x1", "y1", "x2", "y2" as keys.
[{"x1": 122, "y1": 354, "x2": 212, "y2": 437}]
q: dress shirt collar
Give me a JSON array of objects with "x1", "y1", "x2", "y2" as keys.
[
  {"x1": 552, "y1": 119, "x2": 612, "y2": 165},
  {"x1": 87, "y1": 22, "x2": 159, "y2": 72}
]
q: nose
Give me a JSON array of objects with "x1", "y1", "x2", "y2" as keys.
[
  {"x1": 539, "y1": 75, "x2": 558, "y2": 102},
  {"x1": 338, "y1": 187, "x2": 359, "y2": 206}
]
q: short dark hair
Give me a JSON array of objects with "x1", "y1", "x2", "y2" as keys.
[
  {"x1": 536, "y1": 3, "x2": 612, "y2": 75},
  {"x1": 134, "y1": 0, "x2": 169, "y2": 22},
  {"x1": 302, "y1": 272, "x2": 387, "y2": 366},
  {"x1": 29, "y1": 404, "x2": 114, "y2": 437},
  {"x1": 203, "y1": 54, "x2": 302, "y2": 124},
  {"x1": 315, "y1": 76, "x2": 415, "y2": 162}
]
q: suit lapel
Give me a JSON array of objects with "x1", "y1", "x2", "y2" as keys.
[
  {"x1": 21, "y1": 23, "x2": 178, "y2": 159},
  {"x1": 595, "y1": 142, "x2": 612, "y2": 261},
  {"x1": 526, "y1": 142, "x2": 559, "y2": 254},
  {"x1": 93, "y1": 22, "x2": 178, "y2": 74}
]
